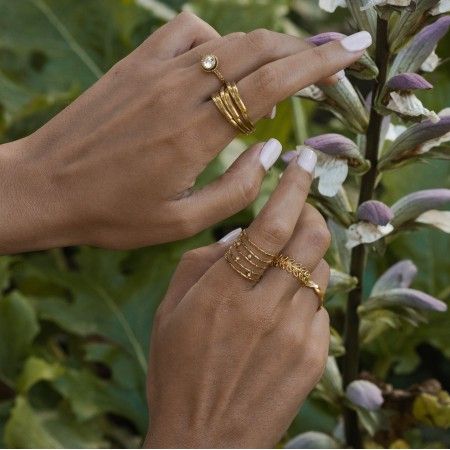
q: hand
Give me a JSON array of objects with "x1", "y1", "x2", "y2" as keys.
[
  {"x1": 145, "y1": 148, "x2": 332, "y2": 448},
  {"x1": 0, "y1": 12, "x2": 371, "y2": 253}
]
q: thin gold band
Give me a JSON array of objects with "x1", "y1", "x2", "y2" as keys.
[{"x1": 225, "y1": 229, "x2": 276, "y2": 282}]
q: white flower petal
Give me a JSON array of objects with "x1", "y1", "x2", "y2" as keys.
[
  {"x1": 319, "y1": 0, "x2": 347, "y2": 13},
  {"x1": 314, "y1": 152, "x2": 348, "y2": 197},
  {"x1": 429, "y1": 0, "x2": 450, "y2": 15},
  {"x1": 421, "y1": 49, "x2": 440, "y2": 72},
  {"x1": 416, "y1": 210, "x2": 450, "y2": 233},
  {"x1": 135, "y1": 0, "x2": 177, "y2": 20},
  {"x1": 346, "y1": 222, "x2": 394, "y2": 249},
  {"x1": 385, "y1": 123, "x2": 407, "y2": 141},
  {"x1": 296, "y1": 84, "x2": 326, "y2": 101},
  {"x1": 361, "y1": 0, "x2": 411, "y2": 8},
  {"x1": 387, "y1": 92, "x2": 439, "y2": 122}
]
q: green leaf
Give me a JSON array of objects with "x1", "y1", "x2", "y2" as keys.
[
  {"x1": 4, "y1": 396, "x2": 61, "y2": 448},
  {"x1": 16, "y1": 357, "x2": 63, "y2": 394},
  {"x1": 0, "y1": 292, "x2": 39, "y2": 382}
]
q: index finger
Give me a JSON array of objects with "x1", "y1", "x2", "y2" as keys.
[{"x1": 238, "y1": 31, "x2": 372, "y2": 121}]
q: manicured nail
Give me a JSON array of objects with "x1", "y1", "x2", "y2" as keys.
[
  {"x1": 297, "y1": 147, "x2": 317, "y2": 174},
  {"x1": 270, "y1": 105, "x2": 277, "y2": 119},
  {"x1": 219, "y1": 227, "x2": 242, "y2": 243},
  {"x1": 340, "y1": 31, "x2": 372, "y2": 52},
  {"x1": 259, "y1": 138, "x2": 282, "y2": 171}
]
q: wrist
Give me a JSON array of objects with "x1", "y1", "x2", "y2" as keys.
[{"x1": 0, "y1": 135, "x2": 78, "y2": 254}]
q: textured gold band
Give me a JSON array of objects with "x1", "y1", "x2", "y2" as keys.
[
  {"x1": 225, "y1": 229, "x2": 276, "y2": 282},
  {"x1": 271, "y1": 255, "x2": 324, "y2": 310}
]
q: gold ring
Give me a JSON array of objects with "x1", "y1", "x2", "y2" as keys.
[
  {"x1": 271, "y1": 255, "x2": 324, "y2": 310},
  {"x1": 225, "y1": 229, "x2": 276, "y2": 282},
  {"x1": 201, "y1": 55, "x2": 255, "y2": 135}
]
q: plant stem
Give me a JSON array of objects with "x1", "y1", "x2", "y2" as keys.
[{"x1": 342, "y1": 16, "x2": 389, "y2": 448}]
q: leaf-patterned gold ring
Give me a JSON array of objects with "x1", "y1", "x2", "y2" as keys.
[{"x1": 271, "y1": 255, "x2": 324, "y2": 310}]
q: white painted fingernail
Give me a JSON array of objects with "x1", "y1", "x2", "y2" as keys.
[
  {"x1": 340, "y1": 31, "x2": 372, "y2": 52},
  {"x1": 297, "y1": 147, "x2": 317, "y2": 174},
  {"x1": 270, "y1": 105, "x2": 277, "y2": 119},
  {"x1": 259, "y1": 138, "x2": 282, "y2": 171},
  {"x1": 219, "y1": 227, "x2": 242, "y2": 243}
]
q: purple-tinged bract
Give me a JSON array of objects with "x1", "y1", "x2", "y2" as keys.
[{"x1": 357, "y1": 200, "x2": 394, "y2": 226}]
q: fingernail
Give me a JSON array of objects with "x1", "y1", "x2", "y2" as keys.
[
  {"x1": 297, "y1": 147, "x2": 317, "y2": 173},
  {"x1": 259, "y1": 138, "x2": 282, "y2": 171},
  {"x1": 219, "y1": 227, "x2": 242, "y2": 243},
  {"x1": 340, "y1": 31, "x2": 372, "y2": 52},
  {"x1": 270, "y1": 105, "x2": 277, "y2": 119}
]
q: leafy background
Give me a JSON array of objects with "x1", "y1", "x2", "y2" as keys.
[{"x1": 0, "y1": 0, "x2": 449, "y2": 447}]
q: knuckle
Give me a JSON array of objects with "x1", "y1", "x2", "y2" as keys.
[
  {"x1": 308, "y1": 224, "x2": 331, "y2": 252},
  {"x1": 176, "y1": 10, "x2": 198, "y2": 24},
  {"x1": 258, "y1": 217, "x2": 291, "y2": 248},
  {"x1": 246, "y1": 305, "x2": 277, "y2": 333},
  {"x1": 237, "y1": 176, "x2": 260, "y2": 205},
  {"x1": 283, "y1": 327, "x2": 306, "y2": 349},
  {"x1": 246, "y1": 28, "x2": 273, "y2": 53},
  {"x1": 254, "y1": 64, "x2": 279, "y2": 94},
  {"x1": 310, "y1": 46, "x2": 328, "y2": 68},
  {"x1": 225, "y1": 31, "x2": 246, "y2": 42}
]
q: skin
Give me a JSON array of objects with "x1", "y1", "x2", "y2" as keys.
[
  {"x1": 0, "y1": 12, "x2": 368, "y2": 447},
  {"x1": 145, "y1": 160, "x2": 331, "y2": 448},
  {"x1": 0, "y1": 12, "x2": 365, "y2": 254}
]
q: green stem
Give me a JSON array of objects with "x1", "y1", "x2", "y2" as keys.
[
  {"x1": 342, "y1": 16, "x2": 389, "y2": 448},
  {"x1": 291, "y1": 97, "x2": 308, "y2": 144}
]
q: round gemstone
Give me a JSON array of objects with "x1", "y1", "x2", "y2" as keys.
[{"x1": 201, "y1": 55, "x2": 217, "y2": 71}]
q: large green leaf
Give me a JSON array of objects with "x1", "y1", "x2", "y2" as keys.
[{"x1": 0, "y1": 292, "x2": 39, "y2": 383}]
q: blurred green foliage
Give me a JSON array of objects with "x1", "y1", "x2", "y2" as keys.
[{"x1": 0, "y1": 0, "x2": 449, "y2": 447}]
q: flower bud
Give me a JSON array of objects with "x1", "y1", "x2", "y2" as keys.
[
  {"x1": 371, "y1": 260, "x2": 418, "y2": 295},
  {"x1": 306, "y1": 133, "x2": 360, "y2": 158},
  {"x1": 345, "y1": 0, "x2": 377, "y2": 39},
  {"x1": 281, "y1": 150, "x2": 298, "y2": 164},
  {"x1": 390, "y1": 16, "x2": 450, "y2": 74},
  {"x1": 386, "y1": 73, "x2": 433, "y2": 91},
  {"x1": 321, "y1": 77, "x2": 370, "y2": 134},
  {"x1": 391, "y1": 189, "x2": 450, "y2": 228},
  {"x1": 389, "y1": 0, "x2": 442, "y2": 52},
  {"x1": 357, "y1": 200, "x2": 394, "y2": 226},
  {"x1": 285, "y1": 431, "x2": 339, "y2": 449},
  {"x1": 367, "y1": 288, "x2": 447, "y2": 312},
  {"x1": 379, "y1": 116, "x2": 450, "y2": 169},
  {"x1": 329, "y1": 269, "x2": 358, "y2": 295},
  {"x1": 346, "y1": 380, "x2": 384, "y2": 411}
]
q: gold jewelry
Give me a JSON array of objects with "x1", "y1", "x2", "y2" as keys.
[
  {"x1": 201, "y1": 54, "x2": 255, "y2": 134},
  {"x1": 201, "y1": 54, "x2": 226, "y2": 84},
  {"x1": 271, "y1": 255, "x2": 324, "y2": 310},
  {"x1": 225, "y1": 229, "x2": 276, "y2": 282}
]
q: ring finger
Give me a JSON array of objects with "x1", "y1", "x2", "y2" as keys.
[{"x1": 259, "y1": 203, "x2": 331, "y2": 302}]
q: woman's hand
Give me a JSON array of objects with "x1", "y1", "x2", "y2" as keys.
[
  {"x1": 0, "y1": 12, "x2": 371, "y2": 253},
  {"x1": 145, "y1": 147, "x2": 332, "y2": 448}
]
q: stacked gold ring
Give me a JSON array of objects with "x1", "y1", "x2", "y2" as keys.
[
  {"x1": 225, "y1": 230, "x2": 276, "y2": 282},
  {"x1": 271, "y1": 255, "x2": 325, "y2": 310},
  {"x1": 201, "y1": 55, "x2": 255, "y2": 135}
]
